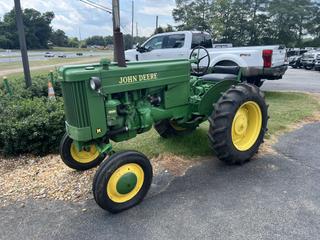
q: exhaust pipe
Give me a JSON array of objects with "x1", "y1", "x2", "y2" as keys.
[{"x1": 112, "y1": 0, "x2": 127, "y2": 67}]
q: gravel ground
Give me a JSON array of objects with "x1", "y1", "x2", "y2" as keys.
[{"x1": 0, "y1": 153, "x2": 198, "y2": 207}]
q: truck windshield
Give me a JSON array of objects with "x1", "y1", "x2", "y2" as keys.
[{"x1": 191, "y1": 33, "x2": 213, "y2": 48}]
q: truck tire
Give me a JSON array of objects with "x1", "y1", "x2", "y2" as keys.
[
  {"x1": 304, "y1": 65, "x2": 313, "y2": 70},
  {"x1": 92, "y1": 151, "x2": 153, "y2": 213},
  {"x1": 208, "y1": 83, "x2": 268, "y2": 164},
  {"x1": 59, "y1": 133, "x2": 105, "y2": 171},
  {"x1": 154, "y1": 120, "x2": 195, "y2": 138}
]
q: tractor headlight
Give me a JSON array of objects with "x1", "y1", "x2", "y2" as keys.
[{"x1": 90, "y1": 77, "x2": 102, "y2": 91}]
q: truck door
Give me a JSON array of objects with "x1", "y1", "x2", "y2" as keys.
[
  {"x1": 160, "y1": 34, "x2": 188, "y2": 59},
  {"x1": 138, "y1": 35, "x2": 165, "y2": 61},
  {"x1": 138, "y1": 34, "x2": 188, "y2": 61}
]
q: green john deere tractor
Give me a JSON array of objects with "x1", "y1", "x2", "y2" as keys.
[{"x1": 57, "y1": 45, "x2": 268, "y2": 213}]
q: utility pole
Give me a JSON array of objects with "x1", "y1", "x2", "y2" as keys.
[
  {"x1": 79, "y1": 27, "x2": 82, "y2": 49},
  {"x1": 136, "y1": 22, "x2": 138, "y2": 37},
  {"x1": 14, "y1": 0, "x2": 31, "y2": 87},
  {"x1": 155, "y1": 16, "x2": 159, "y2": 31},
  {"x1": 131, "y1": 0, "x2": 134, "y2": 48},
  {"x1": 112, "y1": 0, "x2": 126, "y2": 67}
]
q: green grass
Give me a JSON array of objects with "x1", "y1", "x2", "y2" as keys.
[
  {"x1": 51, "y1": 47, "x2": 109, "y2": 52},
  {"x1": 0, "y1": 56, "x2": 103, "y2": 71},
  {"x1": 113, "y1": 92, "x2": 320, "y2": 158},
  {"x1": 265, "y1": 92, "x2": 320, "y2": 134}
]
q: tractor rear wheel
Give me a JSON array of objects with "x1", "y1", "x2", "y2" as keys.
[
  {"x1": 208, "y1": 83, "x2": 268, "y2": 164},
  {"x1": 59, "y1": 133, "x2": 105, "y2": 171},
  {"x1": 92, "y1": 151, "x2": 153, "y2": 213},
  {"x1": 154, "y1": 120, "x2": 195, "y2": 138}
]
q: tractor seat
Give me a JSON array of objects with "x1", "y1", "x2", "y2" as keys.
[{"x1": 201, "y1": 65, "x2": 240, "y2": 82}]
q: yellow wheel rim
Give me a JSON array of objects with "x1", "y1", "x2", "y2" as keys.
[
  {"x1": 107, "y1": 163, "x2": 144, "y2": 203},
  {"x1": 231, "y1": 101, "x2": 262, "y2": 151},
  {"x1": 70, "y1": 143, "x2": 100, "y2": 164}
]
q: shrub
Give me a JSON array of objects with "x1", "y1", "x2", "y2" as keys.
[
  {"x1": 0, "y1": 73, "x2": 62, "y2": 98},
  {"x1": 0, "y1": 96, "x2": 65, "y2": 156}
]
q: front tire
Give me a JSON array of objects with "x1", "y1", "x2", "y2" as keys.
[
  {"x1": 208, "y1": 83, "x2": 268, "y2": 164},
  {"x1": 93, "y1": 151, "x2": 153, "y2": 213},
  {"x1": 59, "y1": 133, "x2": 104, "y2": 171}
]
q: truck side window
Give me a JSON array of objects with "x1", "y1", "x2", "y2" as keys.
[
  {"x1": 192, "y1": 33, "x2": 213, "y2": 49},
  {"x1": 143, "y1": 36, "x2": 165, "y2": 50},
  {"x1": 162, "y1": 34, "x2": 185, "y2": 49}
]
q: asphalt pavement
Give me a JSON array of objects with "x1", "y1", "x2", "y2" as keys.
[
  {"x1": 262, "y1": 68, "x2": 320, "y2": 92},
  {"x1": 1, "y1": 122, "x2": 320, "y2": 240}
]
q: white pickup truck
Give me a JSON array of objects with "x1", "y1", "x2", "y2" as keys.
[{"x1": 125, "y1": 31, "x2": 288, "y2": 86}]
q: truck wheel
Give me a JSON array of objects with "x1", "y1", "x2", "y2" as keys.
[
  {"x1": 304, "y1": 65, "x2": 313, "y2": 70},
  {"x1": 208, "y1": 83, "x2": 268, "y2": 164},
  {"x1": 59, "y1": 133, "x2": 104, "y2": 171},
  {"x1": 93, "y1": 151, "x2": 153, "y2": 213},
  {"x1": 154, "y1": 120, "x2": 195, "y2": 138}
]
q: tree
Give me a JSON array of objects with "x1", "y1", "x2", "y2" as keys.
[
  {"x1": 165, "y1": 24, "x2": 175, "y2": 32},
  {"x1": 172, "y1": 0, "x2": 320, "y2": 47},
  {"x1": 68, "y1": 37, "x2": 80, "y2": 48},
  {"x1": 86, "y1": 35, "x2": 106, "y2": 46},
  {"x1": 50, "y1": 29, "x2": 68, "y2": 47},
  {"x1": 173, "y1": 0, "x2": 214, "y2": 32},
  {"x1": 154, "y1": 27, "x2": 165, "y2": 34},
  {"x1": 0, "y1": 8, "x2": 54, "y2": 49}
]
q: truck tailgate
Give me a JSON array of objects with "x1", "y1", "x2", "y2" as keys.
[{"x1": 271, "y1": 46, "x2": 286, "y2": 67}]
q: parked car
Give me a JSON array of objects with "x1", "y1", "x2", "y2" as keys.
[
  {"x1": 76, "y1": 52, "x2": 83, "y2": 56},
  {"x1": 125, "y1": 31, "x2": 288, "y2": 87},
  {"x1": 301, "y1": 51, "x2": 319, "y2": 70},
  {"x1": 58, "y1": 53, "x2": 67, "y2": 58},
  {"x1": 315, "y1": 54, "x2": 320, "y2": 71},
  {"x1": 289, "y1": 55, "x2": 304, "y2": 68},
  {"x1": 287, "y1": 48, "x2": 307, "y2": 68},
  {"x1": 44, "y1": 52, "x2": 55, "y2": 58}
]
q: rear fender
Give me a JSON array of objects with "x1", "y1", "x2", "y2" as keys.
[
  {"x1": 198, "y1": 80, "x2": 238, "y2": 116},
  {"x1": 210, "y1": 54, "x2": 248, "y2": 68}
]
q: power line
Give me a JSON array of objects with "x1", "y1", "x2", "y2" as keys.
[
  {"x1": 85, "y1": 0, "x2": 112, "y2": 11},
  {"x1": 79, "y1": 0, "x2": 112, "y2": 13}
]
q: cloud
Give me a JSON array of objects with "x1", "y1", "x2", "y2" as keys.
[
  {"x1": 0, "y1": 0, "x2": 176, "y2": 37},
  {"x1": 138, "y1": 5, "x2": 174, "y2": 16}
]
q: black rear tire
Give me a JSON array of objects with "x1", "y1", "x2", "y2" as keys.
[{"x1": 208, "y1": 83, "x2": 268, "y2": 164}]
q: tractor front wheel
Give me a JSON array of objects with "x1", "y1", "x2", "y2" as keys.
[
  {"x1": 154, "y1": 120, "x2": 195, "y2": 138},
  {"x1": 59, "y1": 133, "x2": 105, "y2": 171},
  {"x1": 92, "y1": 151, "x2": 153, "y2": 213},
  {"x1": 208, "y1": 83, "x2": 268, "y2": 164}
]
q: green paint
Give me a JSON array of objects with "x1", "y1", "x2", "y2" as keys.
[
  {"x1": 116, "y1": 172, "x2": 137, "y2": 194},
  {"x1": 57, "y1": 58, "x2": 239, "y2": 150}
]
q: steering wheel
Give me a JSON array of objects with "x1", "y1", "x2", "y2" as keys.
[{"x1": 189, "y1": 46, "x2": 210, "y2": 76}]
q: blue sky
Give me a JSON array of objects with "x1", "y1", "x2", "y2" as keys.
[{"x1": 0, "y1": 0, "x2": 176, "y2": 38}]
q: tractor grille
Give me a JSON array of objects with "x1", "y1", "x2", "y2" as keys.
[{"x1": 61, "y1": 81, "x2": 90, "y2": 128}]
